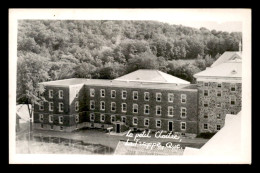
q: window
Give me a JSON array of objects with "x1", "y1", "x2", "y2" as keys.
[
  {"x1": 216, "y1": 103, "x2": 221, "y2": 108},
  {"x1": 111, "y1": 90, "x2": 116, "y2": 98},
  {"x1": 230, "y1": 84, "x2": 236, "y2": 92},
  {"x1": 133, "y1": 117, "x2": 138, "y2": 125},
  {"x1": 75, "y1": 115, "x2": 79, "y2": 123},
  {"x1": 39, "y1": 114, "x2": 44, "y2": 122},
  {"x1": 121, "y1": 116, "x2": 126, "y2": 123},
  {"x1": 156, "y1": 93, "x2": 162, "y2": 102},
  {"x1": 204, "y1": 90, "x2": 208, "y2": 96},
  {"x1": 204, "y1": 113, "x2": 208, "y2": 119},
  {"x1": 156, "y1": 120, "x2": 161, "y2": 128},
  {"x1": 90, "y1": 113, "x2": 95, "y2": 121},
  {"x1": 59, "y1": 90, "x2": 63, "y2": 99},
  {"x1": 181, "y1": 94, "x2": 186, "y2": 103},
  {"x1": 217, "y1": 83, "x2": 222, "y2": 88},
  {"x1": 230, "y1": 96, "x2": 236, "y2": 105},
  {"x1": 204, "y1": 82, "x2": 209, "y2": 87},
  {"x1": 216, "y1": 114, "x2": 221, "y2": 119},
  {"x1": 100, "y1": 101, "x2": 105, "y2": 111},
  {"x1": 217, "y1": 90, "x2": 222, "y2": 97},
  {"x1": 50, "y1": 125, "x2": 54, "y2": 130},
  {"x1": 204, "y1": 101, "x2": 209, "y2": 107},
  {"x1": 39, "y1": 101, "x2": 44, "y2": 111},
  {"x1": 122, "y1": 90, "x2": 127, "y2": 99},
  {"x1": 90, "y1": 89, "x2": 95, "y2": 97},
  {"x1": 111, "y1": 115, "x2": 116, "y2": 123},
  {"x1": 60, "y1": 126, "x2": 63, "y2": 131},
  {"x1": 231, "y1": 111, "x2": 235, "y2": 115},
  {"x1": 100, "y1": 114, "x2": 105, "y2": 122},
  {"x1": 122, "y1": 103, "x2": 127, "y2": 112},
  {"x1": 144, "y1": 92, "x2": 150, "y2": 101},
  {"x1": 156, "y1": 106, "x2": 161, "y2": 116},
  {"x1": 144, "y1": 119, "x2": 149, "y2": 127},
  {"x1": 41, "y1": 124, "x2": 44, "y2": 129},
  {"x1": 133, "y1": 104, "x2": 138, "y2": 113},
  {"x1": 181, "y1": 122, "x2": 186, "y2": 130},
  {"x1": 111, "y1": 102, "x2": 116, "y2": 112},
  {"x1": 49, "y1": 102, "x2": 53, "y2": 111},
  {"x1": 204, "y1": 123, "x2": 208, "y2": 130},
  {"x1": 168, "y1": 106, "x2": 174, "y2": 116},
  {"x1": 217, "y1": 125, "x2": 221, "y2": 131},
  {"x1": 90, "y1": 100, "x2": 95, "y2": 110},
  {"x1": 181, "y1": 107, "x2": 186, "y2": 118},
  {"x1": 59, "y1": 103, "x2": 64, "y2": 112},
  {"x1": 59, "y1": 116, "x2": 63, "y2": 124},
  {"x1": 75, "y1": 89, "x2": 79, "y2": 98},
  {"x1": 100, "y1": 89, "x2": 105, "y2": 97},
  {"x1": 168, "y1": 93, "x2": 174, "y2": 102},
  {"x1": 49, "y1": 115, "x2": 53, "y2": 123},
  {"x1": 75, "y1": 101, "x2": 79, "y2": 111},
  {"x1": 144, "y1": 105, "x2": 150, "y2": 115},
  {"x1": 49, "y1": 90, "x2": 53, "y2": 98},
  {"x1": 133, "y1": 91, "x2": 138, "y2": 100}
]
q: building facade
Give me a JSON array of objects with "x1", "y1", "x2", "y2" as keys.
[{"x1": 33, "y1": 70, "x2": 198, "y2": 137}]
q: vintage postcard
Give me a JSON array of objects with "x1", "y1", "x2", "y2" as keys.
[{"x1": 9, "y1": 8, "x2": 251, "y2": 164}]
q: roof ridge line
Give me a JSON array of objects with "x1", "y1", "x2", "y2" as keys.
[{"x1": 156, "y1": 70, "x2": 168, "y2": 82}]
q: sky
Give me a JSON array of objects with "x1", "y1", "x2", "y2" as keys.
[{"x1": 158, "y1": 20, "x2": 242, "y2": 33}]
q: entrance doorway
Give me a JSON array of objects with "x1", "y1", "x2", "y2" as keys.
[
  {"x1": 168, "y1": 121, "x2": 173, "y2": 131},
  {"x1": 116, "y1": 123, "x2": 120, "y2": 133}
]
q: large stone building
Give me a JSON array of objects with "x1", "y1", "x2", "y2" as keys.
[
  {"x1": 33, "y1": 51, "x2": 242, "y2": 136},
  {"x1": 193, "y1": 51, "x2": 242, "y2": 133},
  {"x1": 33, "y1": 69, "x2": 198, "y2": 136}
]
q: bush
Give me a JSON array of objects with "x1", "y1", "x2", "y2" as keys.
[{"x1": 197, "y1": 132, "x2": 216, "y2": 139}]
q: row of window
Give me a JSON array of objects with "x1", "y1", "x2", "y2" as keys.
[
  {"x1": 203, "y1": 123, "x2": 221, "y2": 131},
  {"x1": 39, "y1": 114, "x2": 79, "y2": 124},
  {"x1": 203, "y1": 90, "x2": 223, "y2": 97},
  {"x1": 89, "y1": 113, "x2": 187, "y2": 130},
  {"x1": 90, "y1": 101, "x2": 187, "y2": 117},
  {"x1": 203, "y1": 96, "x2": 237, "y2": 107},
  {"x1": 39, "y1": 101, "x2": 80, "y2": 112},
  {"x1": 90, "y1": 89, "x2": 187, "y2": 103},
  {"x1": 203, "y1": 82, "x2": 237, "y2": 92}
]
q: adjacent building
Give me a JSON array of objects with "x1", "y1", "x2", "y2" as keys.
[{"x1": 193, "y1": 51, "x2": 242, "y2": 133}]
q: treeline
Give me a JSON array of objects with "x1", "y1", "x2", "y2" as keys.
[{"x1": 17, "y1": 20, "x2": 242, "y2": 102}]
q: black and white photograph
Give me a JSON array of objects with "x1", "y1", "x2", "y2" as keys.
[{"x1": 9, "y1": 9, "x2": 251, "y2": 164}]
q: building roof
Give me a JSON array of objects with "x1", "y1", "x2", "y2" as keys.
[
  {"x1": 16, "y1": 104, "x2": 31, "y2": 123},
  {"x1": 194, "y1": 59, "x2": 242, "y2": 79},
  {"x1": 114, "y1": 69, "x2": 190, "y2": 84},
  {"x1": 84, "y1": 79, "x2": 197, "y2": 91},
  {"x1": 211, "y1": 51, "x2": 242, "y2": 67},
  {"x1": 39, "y1": 78, "x2": 87, "y2": 86},
  {"x1": 183, "y1": 111, "x2": 241, "y2": 157}
]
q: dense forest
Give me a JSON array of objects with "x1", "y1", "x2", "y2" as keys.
[{"x1": 17, "y1": 20, "x2": 242, "y2": 104}]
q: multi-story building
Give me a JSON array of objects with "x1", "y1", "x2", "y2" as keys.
[
  {"x1": 33, "y1": 69, "x2": 199, "y2": 137},
  {"x1": 193, "y1": 51, "x2": 242, "y2": 133},
  {"x1": 33, "y1": 51, "x2": 242, "y2": 136}
]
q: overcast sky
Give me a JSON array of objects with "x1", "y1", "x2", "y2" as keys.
[{"x1": 158, "y1": 20, "x2": 242, "y2": 33}]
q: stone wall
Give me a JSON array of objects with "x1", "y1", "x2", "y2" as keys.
[{"x1": 197, "y1": 81, "x2": 242, "y2": 133}]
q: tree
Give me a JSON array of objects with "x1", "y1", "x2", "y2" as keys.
[
  {"x1": 126, "y1": 51, "x2": 159, "y2": 73},
  {"x1": 17, "y1": 53, "x2": 50, "y2": 140}
]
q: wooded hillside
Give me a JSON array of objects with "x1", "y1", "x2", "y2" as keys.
[{"x1": 16, "y1": 20, "x2": 242, "y2": 103}]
